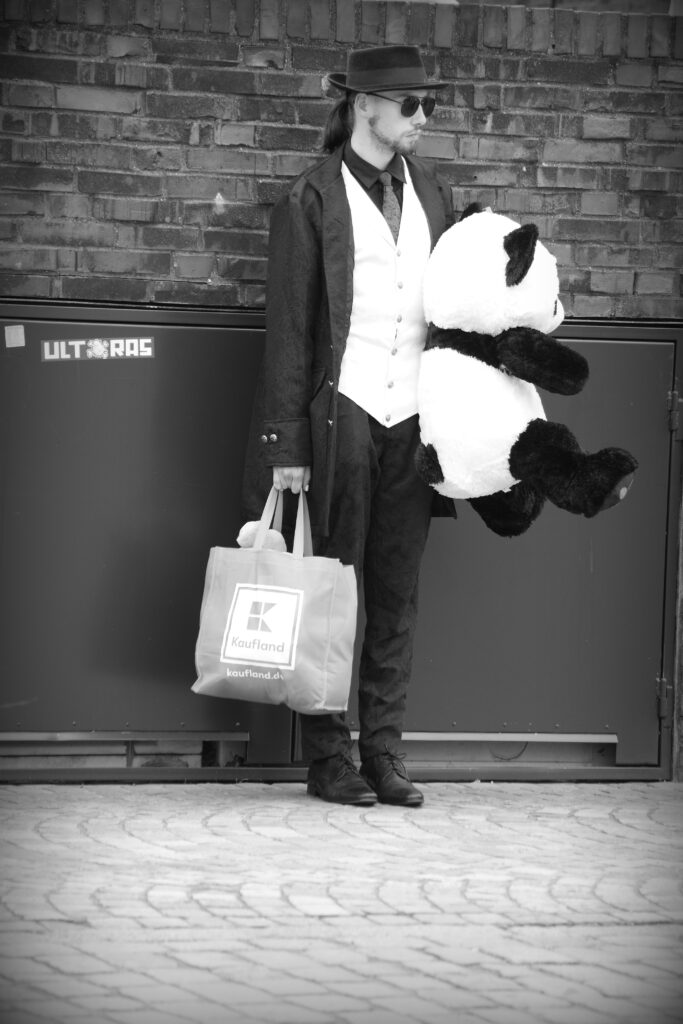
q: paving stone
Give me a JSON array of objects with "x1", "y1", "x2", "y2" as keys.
[{"x1": 0, "y1": 782, "x2": 681, "y2": 1023}]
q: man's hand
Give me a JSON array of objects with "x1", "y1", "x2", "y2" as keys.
[{"x1": 273, "y1": 466, "x2": 311, "y2": 494}]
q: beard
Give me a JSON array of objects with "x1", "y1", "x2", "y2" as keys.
[{"x1": 368, "y1": 115, "x2": 419, "y2": 155}]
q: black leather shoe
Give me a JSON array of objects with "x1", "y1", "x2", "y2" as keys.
[
  {"x1": 307, "y1": 754, "x2": 378, "y2": 806},
  {"x1": 361, "y1": 750, "x2": 424, "y2": 807}
]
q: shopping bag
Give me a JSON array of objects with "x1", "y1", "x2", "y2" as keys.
[{"x1": 192, "y1": 487, "x2": 357, "y2": 714}]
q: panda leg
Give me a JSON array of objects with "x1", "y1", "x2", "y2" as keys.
[
  {"x1": 509, "y1": 418, "x2": 638, "y2": 518},
  {"x1": 469, "y1": 483, "x2": 545, "y2": 538},
  {"x1": 415, "y1": 442, "x2": 445, "y2": 486}
]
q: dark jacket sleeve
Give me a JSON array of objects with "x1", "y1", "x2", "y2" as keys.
[{"x1": 260, "y1": 182, "x2": 322, "y2": 468}]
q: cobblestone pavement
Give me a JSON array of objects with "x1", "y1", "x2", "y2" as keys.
[{"x1": 0, "y1": 781, "x2": 682, "y2": 1024}]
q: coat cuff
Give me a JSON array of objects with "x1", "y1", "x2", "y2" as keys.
[{"x1": 260, "y1": 418, "x2": 312, "y2": 466}]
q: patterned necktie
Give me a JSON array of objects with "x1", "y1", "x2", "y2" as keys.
[{"x1": 379, "y1": 171, "x2": 401, "y2": 243}]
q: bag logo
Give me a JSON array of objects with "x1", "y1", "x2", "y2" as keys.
[{"x1": 221, "y1": 585, "x2": 303, "y2": 670}]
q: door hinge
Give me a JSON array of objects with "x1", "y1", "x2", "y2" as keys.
[
  {"x1": 668, "y1": 389, "x2": 682, "y2": 438},
  {"x1": 657, "y1": 676, "x2": 673, "y2": 721}
]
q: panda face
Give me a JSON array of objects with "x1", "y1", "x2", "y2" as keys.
[{"x1": 423, "y1": 210, "x2": 564, "y2": 337}]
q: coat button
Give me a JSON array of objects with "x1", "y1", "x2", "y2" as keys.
[
  {"x1": 328, "y1": 419, "x2": 333, "y2": 427},
  {"x1": 269, "y1": 433, "x2": 278, "y2": 443},
  {"x1": 260, "y1": 434, "x2": 268, "y2": 444},
  {"x1": 328, "y1": 379, "x2": 334, "y2": 387}
]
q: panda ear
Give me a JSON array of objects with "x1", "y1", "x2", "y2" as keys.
[
  {"x1": 504, "y1": 223, "x2": 539, "y2": 286},
  {"x1": 459, "y1": 202, "x2": 484, "y2": 222}
]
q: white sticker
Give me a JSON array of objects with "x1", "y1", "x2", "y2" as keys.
[{"x1": 5, "y1": 325, "x2": 25, "y2": 348}]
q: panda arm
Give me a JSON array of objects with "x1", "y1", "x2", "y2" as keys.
[{"x1": 497, "y1": 327, "x2": 589, "y2": 395}]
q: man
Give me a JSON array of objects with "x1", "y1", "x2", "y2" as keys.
[{"x1": 243, "y1": 45, "x2": 455, "y2": 806}]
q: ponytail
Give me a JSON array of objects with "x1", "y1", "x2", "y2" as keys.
[{"x1": 322, "y1": 94, "x2": 355, "y2": 153}]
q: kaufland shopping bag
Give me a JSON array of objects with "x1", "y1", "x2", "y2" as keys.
[{"x1": 192, "y1": 488, "x2": 357, "y2": 714}]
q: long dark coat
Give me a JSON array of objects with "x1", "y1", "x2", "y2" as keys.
[{"x1": 242, "y1": 144, "x2": 455, "y2": 537}]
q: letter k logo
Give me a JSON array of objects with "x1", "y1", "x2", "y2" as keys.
[{"x1": 247, "y1": 601, "x2": 276, "y2": 633}]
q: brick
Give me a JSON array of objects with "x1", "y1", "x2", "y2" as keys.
[
  {"x1": 336, "y1": 0, "x2": 354, "y2": 43},
  {"x1": 106, "y1": 36, "x2": 149, "y2": 58},
  {"x1": 628, "y1": 169, "x2": 669, "y2": 191},
  {"x1": 543, "y1": 140, "x2": 623, "y2": 164},
  {"x1": 11, "y1": 141, "x2": 46, "y2": 163},
  {"x1": 2, "y1": 112, "x2": 28, "y2": 134},
  {"x1": 658, "y1": 66, "x2": 683, "y2": 86},
  {"x1": 21, "y1": 219, "x2": 116, "y2": 246},
  {"x1": 616, "y1": 63, "x2": 653, "y2": 88},
  {"x1": 6, "y1": 84, "x2": 55, "y2": 107},
  {"x1": 135, "y1": 0, "x2": 155, "y2": 29},
  {"x1": 77, "y1": 171, "x2": 163, "y2": 196},
  {"x1": 526, "y1": 58, "x2": 611, "y2": 87},
  {"x1": 216, "y1": 256, "x2": 267, "y2": 280},
  {"x1": 627, "y1": 15, "x2": 648, "y2": 59},
  {"x1": 152, "y1": 281, "x2": 238, "y2": 304},
  {"x1": 234, "y1": 0, "x2": 255, "y2": 35},
  {"x1": 577, "y1": 13, "x2": 598, "y2": 57},
  {"x1": 210, "y1": 0, "x2": 230, "y2": 33},
  {"x1": 61, "y1": 275, "x2": 148, "y2": 301},
  {"x1": 573, "y1": 295, "x2": 613, "y2": 317},
  {"x1": 79, "y1": 249, "x2": 171, "y2": 276},
  {"x1": 256, "y1": 125, "x2": 320, "y2": 151},
  {"x1": 650, "y1": 16, "x2": 671, "y2": 58},
  {"x1": 601, "y1": 13, "x2": 623, "y2": 57},
  {"x1": 57, "y1": 0, "x2": 78, "y2": 22},
  {"x1": 554, "y1": 10, "x2": 574, "y2": 55},
  {"x1": 455, "y1": 5, "x2": 479, "y2": 49},
  {"x1": 536, "y1": 166, "x2": 601, "y2": 193},
  {"x1": 584, "y1": 90, "x2": 665, "y2": 115},
  {"x1": 153, "y1": 38, "x2": 239, "y2": 64},
  {"x1": 507, "y1": 7, "x2": 526, "y2": 52},
  {"x1": 582, "y1": 116, "x2": 632, "y2": 140},
  {"x1": 407, "y1": 3, "x2": 430, "y2": 46},
  {"x1": 635, "y1": 272, "x2": 676, "y2": 295},
  {"x1": 46, "y1": 194, "x2": 90, "y2": 219},
  {"x1": 216, "y1": 124, "x2": 256, "y2": 147},
  {"x1": 160, "y1": 0, "x2": 182, "y2": 31},
  {"x1": 645, "y1": 120, "x2": 683, "y2": 143},
  {"x1": 186, "y1": 148, "x2": 269, "y2": 173},
  {"x1": 186, "y1": 0, "x2": 207, "y2": 32},
  {"x1": 56, "y1": 86, "x2": 144, "y2": 114},
  {"x1": 0, "y1": 247, "x2": 57, "y2": 271},
  {"x1": 242, "y1": 48, "x2": 285, "y2": 69},
  {"x1": 580, "y1": 192, "x2": 619, "y2": 217},
  {"x1": 173, "y1": 253, "x2": 215, "y2": 279},
  {"x1": 0, "y1": 166, "x2": 73, "y2": 191},
  {"x1": 140, "y1": 225, "x2": 199, "y2": 248},
  {"x1": 676, "y1": 16, "x2": 683, "y2": 60},
  {"x1": 46, "y1": 141, "x2": 131, "y2": 169},
  {"x1": 83, "y1": 0, "x2": 105, "y2": 25},
  {"x1": 291, "y1": 45, "x2": 344, "y2": 73},
  {"x1": 434, "y1": 5, "x2": 455, "y2": 51},
  {"x1": 0, "y1": 192, "x2": 45, "y2": 216},
  {"x1": 202, "y1": 229, "x2": 267, "y2": 256},
  {"x1": 260, "y1": 0, "x2": 280, "y2": 41},
  {"x1": 553, "y1": 218, "x2": 640, "y2": 243},
  {"x1": 0, "y1": 272, "x2": 50, "y2": 296},
  {"x1": 286, "y1": 0, "x2": 306, "y2": 38},
  {"x1": 531, "y1": 9, "x2": 551, "y2": 53},
  {"x1": 590, "y1": 270, "x2": 634, "y2": 294},
  {"x1": 2, "y1": 55, "x2": 78, "y2": 84},
  {"x1": 109, "y1": 0, "x2": 129, "y2": 25},
  {"x1": 503, "y1": 86, "x2": 577, "y2": 111},
  {"x1": 360, "y1": 0, "x2": 383, "y2": 45},
  {"x1": 641, "y1": 194, "x2": 678, "y2": 220},
  {"x1": 483, "y1": 6, "x2": 505, "y2": 49},
  {"x1": 310, "y1": 0, "x2": 329, "y2": 41},
  {"x1": 146, "y1": 94, "x2": 224, "y2": 119},
  {"x1": 172, "y1": 68, "x2": 257, "y2": 94}
]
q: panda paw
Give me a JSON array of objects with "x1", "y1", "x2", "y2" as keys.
[{"x1": 415, "y1": 442, "x2": 445, "y2": 486}]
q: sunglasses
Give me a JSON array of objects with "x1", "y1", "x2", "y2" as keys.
[{"x1": 368, "y1": 93, "x2": 436, "y2": 118}]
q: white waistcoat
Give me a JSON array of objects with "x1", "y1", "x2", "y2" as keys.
[{"x1": 338, "y1": 159, "x2": 432, "y2": 427}]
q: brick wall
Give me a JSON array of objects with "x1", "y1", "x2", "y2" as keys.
[{"x1": 0, "y1": 0, "x2": 681, "y2": 316}]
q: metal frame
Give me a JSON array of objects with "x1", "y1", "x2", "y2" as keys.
[{"x1": 1, "y1": 303, "x2": 681, "y2": 782}]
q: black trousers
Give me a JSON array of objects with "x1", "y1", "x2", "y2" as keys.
[{"x1": 300, "y1": 395, "x2": 433, "y2": 764}]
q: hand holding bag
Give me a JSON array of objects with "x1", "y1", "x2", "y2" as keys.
[{"x1": 192, "y1": 487, "x2": 357, "y2": 714}]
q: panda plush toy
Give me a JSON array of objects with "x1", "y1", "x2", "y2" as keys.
[{"x1": 416, "y1": 204, "x2": 638, "y2": 537}]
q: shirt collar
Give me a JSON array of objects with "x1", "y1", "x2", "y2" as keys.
[{"x1": 343, "y1": 141, "x2": 406, "y2": 188}]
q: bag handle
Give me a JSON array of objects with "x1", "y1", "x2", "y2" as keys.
[
  {"x1": 252, "y1": 486, "x2": 284, "y2": 550},
  {"x1": 293, "y1": 489, "x2": 313, "y2": 558},
  {"x1": 253, "y1": 486, "x2": 312, "y2": 557}
]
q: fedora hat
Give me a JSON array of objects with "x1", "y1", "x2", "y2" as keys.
[{"x1": 327, "y1": 45, "x2": 448, "y2": 93}]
